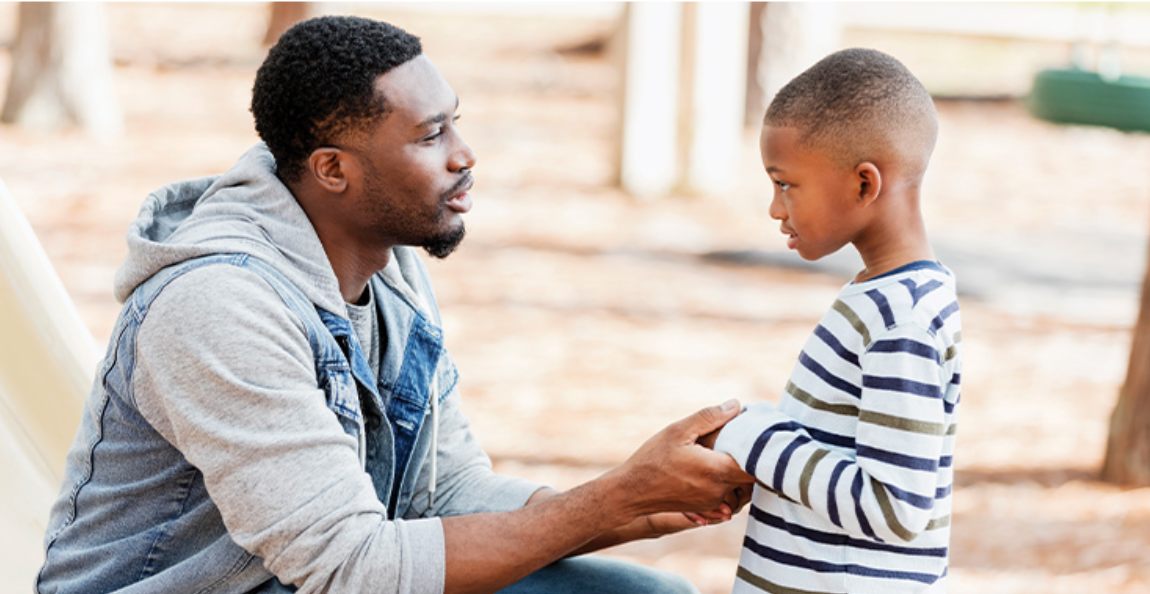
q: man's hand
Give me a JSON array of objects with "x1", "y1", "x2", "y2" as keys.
[
  {"x1": 442, "y1": 400, "x2": 757, "y2": 594},
  {"x1": 607, "y1": 399, "x2": 756, "y2": 520}
]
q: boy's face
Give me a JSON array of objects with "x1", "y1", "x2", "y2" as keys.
[{"x1": 760, "y1": 126, "x2": 866, "y2": 261}]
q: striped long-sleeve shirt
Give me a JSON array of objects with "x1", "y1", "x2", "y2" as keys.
[{"x1": 715, "y1": 261, "x2": 962, "y2": 594}]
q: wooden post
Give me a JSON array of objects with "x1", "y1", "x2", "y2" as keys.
[
  {"x1": 754, "y1": 2, "x2": 841, "y2": 110},
  {"x1": 1102, "y1": 235, "x2": 1150, "y2": 486},
  {"x1": 1, "y1": 2, "x2": 122, "y2": 138},
  {"x1": 617, "y1": 2, "x2": 683, "y2": 198},
  {"x1": 263, "y1": 2, "x2": 316, "y2": 46},
  {"x1": 684, "y1": 2, "x2": 749, "y2": 194}
]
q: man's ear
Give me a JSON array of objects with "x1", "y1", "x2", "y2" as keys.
[
  {"x1": 308, "y1": 148, "x2": 350, "y2": 193},
  {"x1": 855, "y1": 162, "x2": 882, "y2": 208}
]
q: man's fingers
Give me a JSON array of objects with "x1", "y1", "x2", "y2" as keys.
[{"x1": 677, "y1": 399, "x2": 740, "y2": 439}]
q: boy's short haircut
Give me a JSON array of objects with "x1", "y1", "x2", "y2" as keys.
[{"x1": 765, "y1": 48, "x2": 937, "y2": 177}]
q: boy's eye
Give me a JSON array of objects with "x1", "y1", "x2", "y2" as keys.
[{"x1": 774, "y1": 180, "x2": 790, "y2": 192}]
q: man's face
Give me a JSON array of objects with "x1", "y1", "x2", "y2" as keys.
[
  {"x1": 760, "y1": 125, "x2": 862, "y2": 262},
  {"x1": 347, "y1": 54, "x2": 476, "y2": 259}
]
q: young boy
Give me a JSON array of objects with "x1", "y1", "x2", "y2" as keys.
[{"x1": 712, "y1": 49, "x2": 962, "y2": 593}]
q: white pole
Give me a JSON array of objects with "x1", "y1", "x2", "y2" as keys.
[{"x1": 619, "y1": 2, "x2": 683, "y2": 198}]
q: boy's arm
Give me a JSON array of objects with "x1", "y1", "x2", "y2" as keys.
[{"x1": 714, "y1": 322, "x2": 957, "y2": 545}]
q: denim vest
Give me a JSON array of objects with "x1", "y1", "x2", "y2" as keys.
[{"x1": 38, "y1": 253, "x2": 458, "y2": 594}]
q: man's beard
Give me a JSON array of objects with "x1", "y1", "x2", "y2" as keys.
[{"x1": 422, "y1": 222, "x2": 465, "y2": 259}]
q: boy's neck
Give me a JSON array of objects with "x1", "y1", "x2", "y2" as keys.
[{"x1": 851, "y1": 205, "x2": 935, "y2": 283}]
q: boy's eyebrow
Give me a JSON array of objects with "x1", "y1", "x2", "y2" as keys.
[
  {"x1": 766, "y1": 166, "x2": 785, "y2": 174},
  {"x1": 415, "y1": 96, "x2": 460, "y2": 130}
]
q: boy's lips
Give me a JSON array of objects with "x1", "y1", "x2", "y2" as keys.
[{"x1": 781, "y1": 226, "x2": 798, "y2": 250}]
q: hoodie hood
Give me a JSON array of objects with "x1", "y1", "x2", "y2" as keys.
[{"x1": 117, "y1": 144, "x2": 347, "y2": 316}]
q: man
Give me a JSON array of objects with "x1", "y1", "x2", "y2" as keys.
[{"x1": 37, "y1": 16, "x2": 752, "y2": 594}]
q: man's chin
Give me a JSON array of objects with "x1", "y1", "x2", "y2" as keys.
[{"x1": 422, "y1": 224, "x2": 466, "y2": 259}]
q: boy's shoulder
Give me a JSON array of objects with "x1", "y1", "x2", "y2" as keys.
[{"x1": 830, "y1": 261, "x2": 960, "y2": 346}]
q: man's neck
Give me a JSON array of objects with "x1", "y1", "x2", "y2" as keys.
[{"x1": 289, "y1": 180, "x2": 393, "y2": 305}]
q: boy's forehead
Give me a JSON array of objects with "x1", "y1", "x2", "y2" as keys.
[{"x1": 760, "y1": 126, "x2": 804, "y2": 166}]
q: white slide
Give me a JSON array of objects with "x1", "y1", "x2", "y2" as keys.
[{"x1": 0, "y1": 176, "x2": 98, "y2": 591}]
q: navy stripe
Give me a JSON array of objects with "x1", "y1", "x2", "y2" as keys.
[
  {"x1": 827, "y1": 460, "x2": 850, "y2": 528},
  {"x1": 806, "y1": 426, "x2": 855, "y2": 449},
  {"x1": 858, "y1": 445, "x2": 939, "y2": 472},
  {"x1": 851, "y1": 472, "x2": 878, "y2": 540},
  {"x1": 900, "y1": 278, "x2": 944, "y2": 307},
  {"x1": 950, "y1": 373, "x2": 961, "y2": 385},
  {"x1": 939, "y1": 455, "x2": 953, "y2": 468},
  {"x1": 935, "y1": 484, "x2": 952, "y2": 499},
  {"x1": 866, "y1": 289, "x2": 896, "y2": 329},
  {"x1": 800, "y1": 352, "x2": 862, "y2": 398},
  {"x1": 773, "y1": 436, "x2": 810, "y2": 492},
  {"x1": 884, "y1": 482, "x2": 934, "y2": 510},
  {"x1": 814, "y1": 324, "x2": 860, "y2": 367},
  {"x1": 929, "y1": 301, "x2": 960, "y2": 335},
  {"x1": 863, "y1": 375, "x2": 942, "y2": 399},
  {"x1": 944, "y1": 399, "x2": 956, "y2": 414},
  {"x1": 743, "y1": 536, "x2": 941, "y2": 584},
  {"x1": 870, "y1": 260, "x2": 948, "y2": 281},
  {"x1": 869, "y1": 338, "x2": 939, "y2": 362},
  {"x1": 747, "y1": 422, "x2": 803, "y2": 477},
  {"x1": 749, "y1": 505, "x2": 949, "y2": 558}
]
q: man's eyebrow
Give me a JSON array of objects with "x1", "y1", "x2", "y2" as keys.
[
  {"x1": 766, "y1": 166, "x2": 785, "y2": 174},
  {"x1": 415, "y1": 96, "x2": 460, "y2": 130}
]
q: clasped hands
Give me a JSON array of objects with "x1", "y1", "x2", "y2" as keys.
[{"x1": 613, "y1": 398, "x2": 757, "y2": 539}]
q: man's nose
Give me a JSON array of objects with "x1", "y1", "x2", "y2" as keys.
[{"x1": 451, "y1": 137, "x2": 477, "y2": 172}]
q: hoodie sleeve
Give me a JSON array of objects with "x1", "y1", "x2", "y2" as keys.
[
  {"x1": 404, "y1": 379, "x2": 545, "y2": 519},
  {"x1": 133, "y1": 265, "x2": 445, "y2": 594}
]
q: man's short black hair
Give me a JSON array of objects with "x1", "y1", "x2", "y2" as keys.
[
  {"x1": 251, "y1": 16, "x2": 422, "y2": 183},
  {"x1": 766, "y1": 48, "x2": 937, "y2": 175}
]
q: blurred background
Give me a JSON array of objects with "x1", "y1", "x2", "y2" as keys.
[{"x1": 2, "y1": 2, "x2": 1150, "y2": 593}]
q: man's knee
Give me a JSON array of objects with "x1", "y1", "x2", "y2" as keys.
[{"x1": 497, "y1": 556, "x2": 700, "y2": 594}]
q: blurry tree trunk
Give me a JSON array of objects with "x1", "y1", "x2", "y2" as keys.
[
  {"x1": 1, "y1": 2, "x2": 121, "y2": 138},
  {"x1": 263, "y1": 2, "x2": 315, "y2": 46},
  {"x1": 1102, "y1": 238, "x2": 1150, "y2": 486}
]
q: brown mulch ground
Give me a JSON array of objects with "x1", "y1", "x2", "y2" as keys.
[{"x1": 2, "y1": 4, "x2": 1149, "y2": 593}]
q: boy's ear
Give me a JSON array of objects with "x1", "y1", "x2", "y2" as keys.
[
  {"x1": 308, "y1": 148, "x2": 351, "y2": 193},
  {"x1": 855, "y1": 162, "x2": 882, "y2": 208}
]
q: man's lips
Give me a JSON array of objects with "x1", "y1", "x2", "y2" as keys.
[
  {"x1": 447, "y1": 191, "x2": 472, "y2": 214},
  {"x1": 445, "y1": 176, "x2": 474, "y2": 214}
]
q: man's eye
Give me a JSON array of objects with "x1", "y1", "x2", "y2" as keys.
[
  {"x1": 423, "y1": 129, "x2": 443, "y2": 142},
  {"x1": 775, "y1": 181, "x2": 790, "y2": 192}
]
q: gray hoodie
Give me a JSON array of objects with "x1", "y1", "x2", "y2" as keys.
[{"x1": 68, "y1": 144, "x2": 541, "y2": 593}]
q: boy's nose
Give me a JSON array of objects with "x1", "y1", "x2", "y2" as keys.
[{"x1": 767, "y1": 193, "x2": 786, "y2": 221}]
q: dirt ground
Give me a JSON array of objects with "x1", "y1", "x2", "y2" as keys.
[{"x1": 2, "y1": 4, "x2": 1149, "y2": 593}]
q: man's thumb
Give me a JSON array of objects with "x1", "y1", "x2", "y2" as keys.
[{"x1": 684, "y1": 399, "x2": 740, "y2": 437}]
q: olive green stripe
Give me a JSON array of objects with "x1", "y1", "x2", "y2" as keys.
[
  {"x1": 945, "y1": 331, "x2": 962, "y2": 361},
  {"x1": 799, "y1": 448, "x2": 831, "y2": 508},
  {"x1": 832, "y1": 299, "x2": 872, "y2": 346},
  {"x1": 858, "y1": 410, "x2": 946, "y2": 436},
  {"x1": 737, "y1": 566, "x2": 835, "y2": 594},
  {"x1": 871, "y1": 477, "x2": 916, "y2": 542},
  {"x1": 926, "y1": 515, "x2": 951, "y2": 530},
  {"x1": 786, "y1": 381, "x2": 859, "y2": 417},
  {"x1": 947, "y1": 424, "x2": 958, "y2": 436}
]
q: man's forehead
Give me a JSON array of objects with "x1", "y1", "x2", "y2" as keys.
[{"x1": 373, "y1": 55, "x2": 458, "y2": 123}]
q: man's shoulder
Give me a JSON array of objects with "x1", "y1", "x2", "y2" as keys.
[{"x1": 141, "y1": 261, "x2": 310, "y2": 336}]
